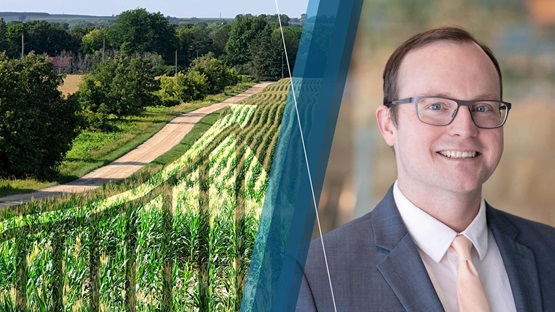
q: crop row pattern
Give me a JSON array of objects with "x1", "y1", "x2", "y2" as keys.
[{"x1": 0, "y1": 79, "x2": 293, "y2": 311}]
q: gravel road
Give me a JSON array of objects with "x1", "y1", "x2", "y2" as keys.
[{"x1": 0, "y1": 82, "x2": 273, "y2": 208}]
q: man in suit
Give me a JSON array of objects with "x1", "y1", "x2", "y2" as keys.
[{"x1": 296, "y1": 27, "x2": 555, "y2": 311}]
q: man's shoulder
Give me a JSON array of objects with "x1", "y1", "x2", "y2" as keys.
[
  {"x1": 303, "y1": 209, "x2": 384, "y2": 278},
  {"x1": 488, "y1": 204, "x2": 555, "y2": 247},
  {"x1": 309, "y1": 211, "x2": 375, "y2": 254},
  {"x1": 298, "y1": 193, "x2": 414, "y2": 311},
  {"x1": 489, "y1": 205, "x2": 555, "y2": 233},
  {"x1": 307, "y1": 186, "x2": 399, "y2": 259}
]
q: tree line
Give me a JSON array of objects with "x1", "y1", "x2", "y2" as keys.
[
  {"x1": 0, "y1": 8, "x2": 303, "y2": 179},
  {"x1": 0, "y1": 9, "x2": 302, "y2": 81}
]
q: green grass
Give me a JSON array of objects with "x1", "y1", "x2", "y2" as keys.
[{"x1": 0, "y1": 82, "x2": 255, "y2": 198}]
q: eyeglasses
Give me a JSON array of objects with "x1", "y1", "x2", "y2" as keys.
[{"x1": 387, "y1": 96, "x2": 512, "y2": 129}]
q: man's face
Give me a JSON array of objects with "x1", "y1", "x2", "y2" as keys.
[{"x1": 378, "y1": 41, "x2": 504, "y2": 197}]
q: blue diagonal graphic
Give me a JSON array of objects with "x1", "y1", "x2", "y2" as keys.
[{"x1": 241, "y1": 0, "x2": 363, "y2": 310}]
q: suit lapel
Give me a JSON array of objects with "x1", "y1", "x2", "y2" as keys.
[
  {"x1": 372, "y1": 187, "x2": 444, "y2": 312},
  {"x1": 487, "y1": 206, "x2": 542, "y2": 311}
]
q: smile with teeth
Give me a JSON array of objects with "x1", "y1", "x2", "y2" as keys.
[{"x1": 438, "y1": 151, "x2": 478, "y2": 159}]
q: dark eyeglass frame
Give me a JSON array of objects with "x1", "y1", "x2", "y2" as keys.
[{"x1": 387, "y1": 96, "x2": 512, "y2": 129}]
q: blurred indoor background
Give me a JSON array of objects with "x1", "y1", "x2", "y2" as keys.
[{"x1": 317, "y1": 0, "x2": 555, "y2": 235}]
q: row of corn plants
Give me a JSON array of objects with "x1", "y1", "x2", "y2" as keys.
[{"x1": 0, "y1": 79, "x2": 290, "y2": 311}]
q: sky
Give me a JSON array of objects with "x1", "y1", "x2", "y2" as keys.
[{"x1": 0, "y1": 0, "x2": 308, "y2": 19}]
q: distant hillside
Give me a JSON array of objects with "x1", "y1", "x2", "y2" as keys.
[
  {"x1": 0, "y1": 12, "x2": 303, "y2": 27},
  {"x1": 0, "y1": 11, "x2": 237, "y2": 27},
  {"x1": 0, "y1": 12, "x2": 116, "y2": 21}
]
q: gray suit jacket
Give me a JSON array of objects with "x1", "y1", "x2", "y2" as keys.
[{"x1": 296, "y1": 186, "x2": 555, "y2": 311}]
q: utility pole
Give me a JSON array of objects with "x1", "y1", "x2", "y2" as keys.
[
  {"x1": 102, "y1": 37, "x2": 106, "y2": 62},
  {"x1": 21, "y1": 32, "x2": 24, "y2": 59},
  {"x1": 281, "y1": 51, "x2": 285, "y2": 79},
  {"x1": 175, "y1": 50, "x2": 178, "y2": 76}
]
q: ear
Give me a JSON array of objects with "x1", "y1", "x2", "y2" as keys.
[{"x1": 376, "y1": 105, "x2": 397, "y2": 147}]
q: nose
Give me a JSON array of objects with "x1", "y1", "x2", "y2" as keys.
[{"x1": 448, "y1": 106, "x2": 478, "y2": 137}]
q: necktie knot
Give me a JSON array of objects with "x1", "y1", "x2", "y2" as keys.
[{"x1": 451, "y1": 235, "x2": 473, "y2": 261}]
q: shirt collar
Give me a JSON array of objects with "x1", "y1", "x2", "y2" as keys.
[{"x1": 393, "y1": 182, "x2": 488, "y2": 262}]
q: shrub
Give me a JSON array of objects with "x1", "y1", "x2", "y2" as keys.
[
  {"x1": 157, "y1": 71, "x2": 209, "y2": 107},
  {"x1": 157, "y1": 75, "x2": 184, "y2": 106},
  {"x1": 185, "y1": 69, "x2": 210, "y2": 100},
  {"x1": 189, "y1": 53, "x2": 239, "y2": 94}
]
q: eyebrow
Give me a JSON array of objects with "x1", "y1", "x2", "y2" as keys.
[{"x1": 423, "y1": 92, "x2": 500, "y2": 100}]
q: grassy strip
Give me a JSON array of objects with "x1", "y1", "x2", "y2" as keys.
[{"x1": 0, "y1": 82, "x2": 255, "y2": 197}]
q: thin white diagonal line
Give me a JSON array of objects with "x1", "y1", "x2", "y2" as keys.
[{"x1": 274, "y1": 2, "x2": 338, "y2": 311}]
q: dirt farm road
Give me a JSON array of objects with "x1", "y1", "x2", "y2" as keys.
[{"x1": 0, "y1": 82, "x2": 273, "y2": 208}]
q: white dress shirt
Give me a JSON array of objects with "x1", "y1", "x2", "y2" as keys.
[{"x1": 393, "y1": 182, "x2": 517, "y2": 312}]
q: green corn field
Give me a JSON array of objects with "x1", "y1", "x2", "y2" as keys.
[{"x1": 0, "y1": 79, "x2": 289, "y2": 311}]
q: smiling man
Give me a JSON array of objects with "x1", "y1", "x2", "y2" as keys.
[{"x1": 296, "y1": 27, "x2": 555, "y2": 311}]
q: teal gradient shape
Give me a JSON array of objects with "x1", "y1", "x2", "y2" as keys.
[{"x1": 241, "y1": 0, "x2": 364, "y2": 310}]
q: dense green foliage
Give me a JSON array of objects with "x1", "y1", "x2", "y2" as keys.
[
  {"x1": 0, "y1": 10, "x2": 303, "y2": 80},
  {"x1": 1, "y1": 20, "x2": 80, "y2": 58},
  {"x1": 108, "y1": 9, "x2": 178, "y2": 64},
  {"x1": 0, "y1": 20, "x2": 6, "y2": 53},
  {"x1": 249, "y1": 24, "x2": 302, "y2": 81},
  {"x1": 190, "y1": 53, "x2": 239, "y2": 93},
  {"x1": 157, "y1": 54, "x2": 239, "y2": 106},
  {"x1": 77, "y1": 54, "x2": 160, "y2": 128},
  {"x1": 176, "y1": 24, "x2": 213, "y2": 69},
  {"x1": 80, "y1": 27, "x2": 108, "y2": 55},
  {"x1": 0, "y1": 53, "x2": 82, "y2": 178},
  {"x1": 225, "y1": 15, "x2": 268, "y2": 67},
  {"x1": 224, "y1": 14, "x2": 301, "y2": 80},
  {"x1": 157, "y1": 72, "x2": 208, "y2": 106}
]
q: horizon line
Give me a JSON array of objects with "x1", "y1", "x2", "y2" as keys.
[{"x1": 0, "y1": 10, "x2": 306, "y2": 20}]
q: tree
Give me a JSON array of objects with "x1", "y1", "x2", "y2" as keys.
[
  {"x1": 4, "y1": 21, "x2": 80, "y2": 57},
  {"x1": 249, "y1": 25, "x2": 302, "y2": 81},
  {"x1": 81, "y1": 28, "x2": 109, "y2": 55},
  {"x1": 4, "y1": 22, "x2": 26, "y2": 58},
  {"x1": 109, "y1": 8, "x2": 177, "y2": 64},
  {"x1": 77, "y1": 54, "x2": 160, "y2": 129},
  {"x1": 249, "y1": 25, "x2": 280, "y2": 81},
  {"x1": 68, "y1": 25, "x2": 97, "y2": 51},
  {"x1": 260, "y1": 14, "x2": 290, "y2": 27},
  {"x1": 208, "y1": 23, "x2": 231, "y2": 57},
  {"x1": 0, "y1": 19, "x2": 7, "y2": 52},
  {"x1": 176, "y1": 24, "x2": 214, "y2": 69},
  {"x1": 0, "y1": 53, "x2": 82, "y2": 178},
  {"x1": 224, "y1": 15, "x2": 268, "y2": 66},
  {"x1": 275, "y1": 26, "x2": 302, "y2": 75}
]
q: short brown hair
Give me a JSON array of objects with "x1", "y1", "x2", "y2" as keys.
[{"x1": 382, "y1": 26, "x2": 503, "y2": 125}]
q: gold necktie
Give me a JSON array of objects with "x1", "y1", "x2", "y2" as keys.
[{"x1": 451, "y1": 235, "x2": 490, "y2": 312}]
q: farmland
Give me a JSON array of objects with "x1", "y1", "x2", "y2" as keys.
[
  {"x1": 59, "y1": 75, "x2": 82, "y2": 97},
  {"x1": 0, "y1": 79, "x2": 289, "y2": 310}
]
